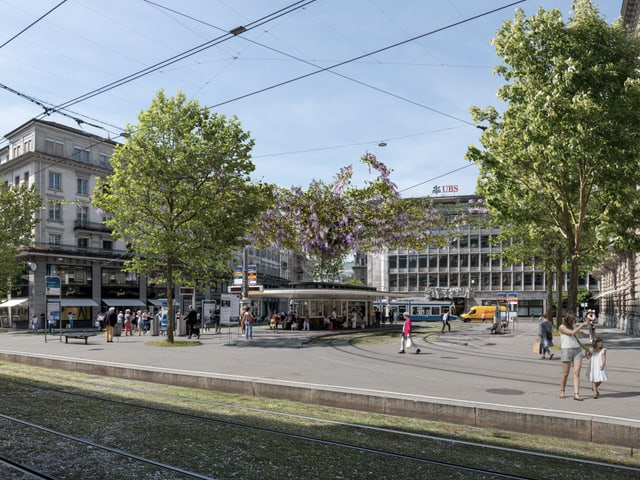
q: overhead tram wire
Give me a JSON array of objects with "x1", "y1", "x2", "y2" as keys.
[
  {"x1": 210, "y1": 0, "x2": 526, "y2": 117},
  {"x1": 399, "y1": 163, "x2": 476, "y2": 194},
  {"x1": 46, "y1": 0, "x2": 317, "y2": 114},
  {"x1": 0, "y1": 0, "x2": 69, "y2": 50},
  {"x1": 146, "y1": 2, "x2": 479, "y2": 127}
]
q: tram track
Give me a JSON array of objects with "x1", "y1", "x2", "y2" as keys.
[{"x1": 1, "y1": 370, "x2": 639, "y2": 479}]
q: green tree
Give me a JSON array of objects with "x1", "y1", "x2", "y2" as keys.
[
  {"x1": 467, "y1": 0, "x2": 640, "y2": 314},
  {"x1": 93, "y1": 90, "x2": 267, "y2": 342},
  {"x1": 1, "y1": 183, "x2": 43, "y2": 296}
]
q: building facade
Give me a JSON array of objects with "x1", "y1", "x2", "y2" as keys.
[
  {"x1": 0, "y1": 119, "x2": 301, "y2": 328},
  {"x1": 364, "y1": 195, "x2": 598, "y2": 318},
  {"x1": 589, "y1": 0, "x2": 640, "y2": 336}
]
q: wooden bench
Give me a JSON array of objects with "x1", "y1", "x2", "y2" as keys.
[{"x1": 60, "y1": 332, "x2": 98, "y2": 344}]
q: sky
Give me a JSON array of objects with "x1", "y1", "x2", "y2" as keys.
[{"x1": 0, "y1": 0, "x2": 623, "y2": 198}]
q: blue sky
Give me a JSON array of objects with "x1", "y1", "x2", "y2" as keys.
[{"x1": 0, "y1": 0, "x2": 622, "y2": 197}]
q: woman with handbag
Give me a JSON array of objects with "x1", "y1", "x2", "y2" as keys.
[
  {"x1": 399, "y1": 313, "x2": 421, "y2": 354},
  {"x1": 558, "y1": 313, "x2": 590, "y2": 401}
]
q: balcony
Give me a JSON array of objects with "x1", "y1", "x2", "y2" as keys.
[
  {"x1": 27, "y1": 242, "x2": 130, "y2": 259},
  {"x1": 74, "y1": 220, "x2": 113, "y2": 233}
]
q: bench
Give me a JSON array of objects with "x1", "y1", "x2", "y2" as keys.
[{"x1": 60, "y1": 332, "x2": 98, "y2": 344}]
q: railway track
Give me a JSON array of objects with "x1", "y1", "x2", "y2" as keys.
[{"x1": 1, "y1": 370, "x2": 638, "y2": 479}]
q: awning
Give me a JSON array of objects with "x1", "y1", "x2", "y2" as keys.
[
  {"x1": 102, "y1": 298, "x2": 145, "y2": 307},
  {"x1": 60, "y1": 298, "x2": 99, "y2": 307},
  {"x1": 147, "y1": 299, "x2": 179, "y2": 306},
  {"x1": 0, "y1": 298, "x2": 28, "y2": 308}
]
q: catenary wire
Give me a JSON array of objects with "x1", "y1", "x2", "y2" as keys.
[
  {"x1": 47, "y1": 0, "x2": 317, "y2": 113},
  {"x1": 146, "y1": 1, "x2": 482, "y2": 126},
  {"x1": 209, "y1": 0, "x2": 526, "y2": 115},
  {"x1": 0, "y1": 0, "x2": 69, "y2": 50}
]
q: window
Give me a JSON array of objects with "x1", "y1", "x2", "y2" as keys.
[
  {"x1": 77, "y1": 238, "x2": 88, "y2": 249},
  {"x1": 439, "y1": 256, "x2": 448, "y2": 268},
  {"x1": 99, "y1": 153, "x2": 110, "y2": 168},
  {"x1": 77, "y1": 178, "x2": 88, "y2": 195},
  {"x1": 449, "y1": 255, "x2": 458, "y2": 268},
  {"x1": 23, "y1": 171, "x2": 29, "y2": 184},
  {"x1": 45, "y1": 139, "x2": 64, "y2": 156},
  {"x1": 48, "y1": 233, "x2": 61, "y2": 246},
  {"x1": 48, "y1": 201, "x2": 62, "y2": 221},
  {"x1": 73, "y1": 147, "x2": 90, "y2": 163},
  {"x1": 398, "y1": 255, "x2": 407, "y2": 269},
  {"x1": 14, "y1": 175, "x2": 19, "y2": 186},
  {"x1": 103, "y1": 240, "x2": 112, "y2": 250},
  {"x1": 48, "y1": 172, "x2": 61, "y2": 190},
  {"x1": 388, "y1": 256, "x2": 397, "y2": 269},
  {"x1": 77, "y1": 206, "x2": 88, "y2": 223},
  {"x1": 428, "y1": 255, "x2": 437, "y2": 269}
]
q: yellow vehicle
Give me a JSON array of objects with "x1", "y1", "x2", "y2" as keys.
[{"x1": 460, "y1": 305, "x2": 506, "y2": 323}]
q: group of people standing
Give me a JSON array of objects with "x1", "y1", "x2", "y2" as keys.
[{"x1": 539, "y1": 312, "x2": 608, "y2": 401}]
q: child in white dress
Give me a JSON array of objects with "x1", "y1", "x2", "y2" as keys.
[{"x1": 586, "y1": 337, "x2": 607, "y2": 399}]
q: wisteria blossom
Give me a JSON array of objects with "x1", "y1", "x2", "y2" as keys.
[{"x1": 251, "y1": 153, "x2": 450, "y2": 281}]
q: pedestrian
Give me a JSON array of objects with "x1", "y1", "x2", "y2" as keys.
[
  {"x1": 587, "y1": 337, "x2": 607, "y2": 399},
  {"x1": 67, "y1": 311, "x2": 74, "y2": 329},
  {"x1": 96, "y1": 311, "x2": 105, "y2": 331},
  {"x1": 270, "y1": 312, "x2": 280, "y2": 330},
  {"x1": 374, "y1": 307, "x2": 382, "y2": 328},
  {"x1": 441, "y1": 309, "x2": 451, "y2": 334},
  {"x1": 558, "y1": 313, "x2": 590, "y2": 400},
  {"x1": 185, "y1": 305, "x2": 198, "y2": 339},
  {"x1": 48, "y1": 311, "x2": 56, "y2": 334},
  {"x1": 586, "y1": 309, "x2": 597, "y2": 343},
  {"x1": 302, "y1": 315, "x2": 310, "y2": 331},
  {"x1": 124, "y1": 309, "x2": 133, "y2": 336},
  {"x1": 241, "y1": 306, "x2": 254, "y2": 339},
  {"x1": 31, "y1": 314, "x2": 38, "y2": 334},
  {"x1": 105, "y1": 307, "x2": 117, "y2": 343},
  {"x1": 213, "y1": 312, "x2": 221, "y2": 334},
  {"x1": 481, "y1": 310, "x2": 487, "y2": 323},
  {"x1": 538, "y1": 313, "x2": 554, "y2": 360},
  {"x1": 399, "y1": 313, "x2": 420, "y2": 354}
]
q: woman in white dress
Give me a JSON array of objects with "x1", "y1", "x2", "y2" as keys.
[{"x1": 587, "y1": 337, "x2": 607, "y2": 399}]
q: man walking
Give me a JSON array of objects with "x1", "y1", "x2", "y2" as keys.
[
  {"x1": 441, "y1": 309, "x2": 451, "y2": 334},
  {"x1": 185, "y1": 305, "x2": 198, "y2": 339},
  {"x1": 105, "y1": 307, "x2": 117, "y2": 343}
]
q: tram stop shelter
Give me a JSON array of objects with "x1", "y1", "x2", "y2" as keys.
[{"x1": 249, "y1": 282, "x2": 405, "y2": 330}]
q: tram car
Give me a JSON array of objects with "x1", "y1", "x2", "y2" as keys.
[{"x1": 376, "y1": 298, "x2": 455, "y2": 322}]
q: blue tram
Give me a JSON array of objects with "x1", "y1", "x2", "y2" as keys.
[{"x1": 376, "y1": 298, "x2": 454, "y2": 322}]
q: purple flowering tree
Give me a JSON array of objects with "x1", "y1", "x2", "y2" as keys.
[{"x1": 252, "y1": 153, "x2": 448, "y2": 281}]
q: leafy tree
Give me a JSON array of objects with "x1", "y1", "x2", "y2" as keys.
[
  {"x1": 1, "y1": 183, "x2": 43, "y2": 296},
  {"x1": 467, "y1": 0, "x2": 640, "y2": 314},
  {"x1": 251, "y1": 152, "x2": 448, "y2": 281},
  {"x1": 93, "y1": 90, "x2": 267, "y2": 342}
]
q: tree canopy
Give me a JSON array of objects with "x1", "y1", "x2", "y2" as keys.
[
  {"x1": 467, "y1": 0, "x2": 640, "y2": 314},
  {"x1": 92, "y1": 90, "x2": 267, "y2": 341},
  {"x1": 1, "y1": 183, "x2": 43, "y2": 296}
]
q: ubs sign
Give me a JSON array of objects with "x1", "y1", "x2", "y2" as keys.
[{"x1": 432, "y1": 185, "x2": 459, "y2": 195}]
